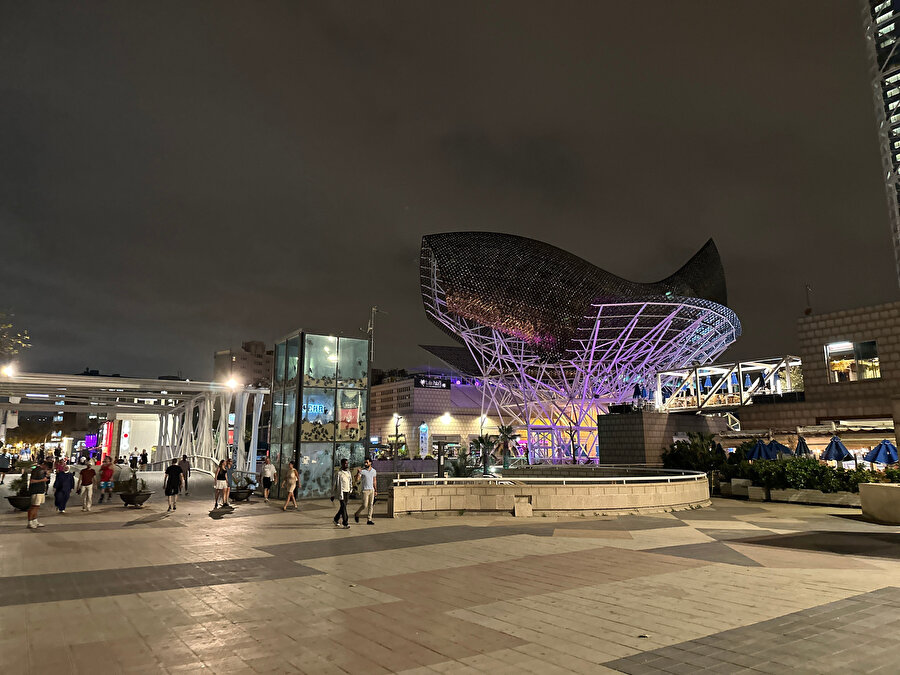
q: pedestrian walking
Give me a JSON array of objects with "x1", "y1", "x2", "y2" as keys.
[
  {"x1": 354, "y1": 458, "x2": 377, "y2": 525},
  {"x1": 76, "y1": 460, "x2": 96, "y2": 511},
  {"x1": 53, "y1": 464, "x2": 75, "y2": 513},
  {"x1": 332, "y1": 458, "x2": 351, "y2": 529},
  {"x1": 261, "y1": 457, "x2": 276, "y2": 503},
  {"x1": 98, "y1": 456, "x2": 115, "y2": 504},
  {"x1": 178, "y1": 455, "x2": 191, "y2": 494},
  {"x1": 214, "y1": 459, "x2": 230, "y2": 509},
  {"x1": 129, "y1": 453, "x2": 138, "y2": 470},
  {"x1": 26, "y1": 460, "x2": 52, "y2": 529},
  {"x1": 139, "y1": 450, "x2": 148, "y2": 471},
  {"x1": 0, "y1": 450, "x2": 10, "y2": 484},
  {"x1": 224, "y1": 458, "x2": 234, "y2": 506},
  {"x1": 164, "y1": 458, "x2": 184, "y2": 511},
  {"x1": 282, "y1": 461, "x2": 300, "y2": 511}
]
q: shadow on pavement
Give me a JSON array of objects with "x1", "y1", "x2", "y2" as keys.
[{"x1": 736, "y1": 530, "x2": 900, "y2": 560}]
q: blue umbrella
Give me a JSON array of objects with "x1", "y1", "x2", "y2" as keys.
[
  {"x1": 747, "y1": 438, "x2": 776, "y2": 460},
  {"x1": 795, "y1": 436, "x2": 813, "y2": 457},
  {"x1": 863, "y1": 440, "x2": 898, "y2": 465},
  {"x1": 821, "y1": 436, "x2": 852, "y2": 462},
  {"x1": 703, "y1": 375, "x2": 712, "y2": 389},
  {"x1": 769, "y1": 440, "x2": 793, "y2": 456},
  {"x1": 731, "y1": 372, "x2": 739, "y2": 386},
  {"x1": 744, "y1": 373, "x2": 752, "y2": 388}
]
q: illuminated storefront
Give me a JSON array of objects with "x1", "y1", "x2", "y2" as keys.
[{"x1": 269, "y1": 331, "x2": 369, "y2": 499}]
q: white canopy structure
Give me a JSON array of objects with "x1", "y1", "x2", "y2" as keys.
[{"x1": 0, "y1": 371, "x2": 268, "y2": 474}]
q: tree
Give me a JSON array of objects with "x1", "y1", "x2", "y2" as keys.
[
  {"x1": 471, "y1": 434, "x2": 498, "y2": 476},
  {"x1": 0, "y1": 311, "x2": 30, "y2": 362},
  {"x1": 496, "y1": 424, "x2": 520, "y2": 469}
]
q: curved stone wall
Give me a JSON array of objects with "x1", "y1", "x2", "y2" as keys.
[{"x1": 389, "y1": 474, "x2": 709, "y2": 517}]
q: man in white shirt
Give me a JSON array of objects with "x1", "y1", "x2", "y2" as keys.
[
  {"x1": 354, "y1": 458, "x2": 377, "y2": 525},
  {"x1": 332, "y1": 458, "x2": 351, "y2": 529},
  {"x1": 260, "y1": 457, "x2": 277, "y2": 503}
]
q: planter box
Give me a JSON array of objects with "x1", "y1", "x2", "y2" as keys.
[
  {"x1": 746, "y1": 486, "x2": 859, "y2": 507},
  {"x1": 719, "y1": 482, "x2": 732, "y2": 497},
  {"x1": 860, "y1": 483, "x2": 900, "y2": 524},
  {"x1": 731, "y1": 479, "x2": 751, "y2": 498}
]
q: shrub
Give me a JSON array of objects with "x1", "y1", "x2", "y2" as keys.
[
  {"x1": 719, "y1": 456, "x2": 885, "y2": 494},
  {"x1": 662, "y1": 433, "x2": 725, "y2": 473}
]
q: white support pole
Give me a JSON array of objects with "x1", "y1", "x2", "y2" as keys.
[{"x1": 248, "y1": 392, "x2": 264, "y2": 472}]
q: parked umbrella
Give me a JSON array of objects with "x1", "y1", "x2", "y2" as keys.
[
  {"x1": 747, "y1": 438, "x2": 776, "y2": 460},
  {"x1": 703, "y1": 375, "x2": 712, "y2": 389},
  {"x1": 821, "y1": 436, "x2": 852, "y2": 462},
  {"x1": 768, "y1": 440, "x2": 793, "y2": 457},
  {"x1": 731, "y1": 372, "x2": 739, "y2": 386},
  {"x1": 795, "y1": 436, "x2": 813, "y2": 457},
  {"x1": 744, "y1": 373, "x2": 752, "y2": 388},
  {"x1": 863, "y1": 440, "x2": 898, "y2": 465}
]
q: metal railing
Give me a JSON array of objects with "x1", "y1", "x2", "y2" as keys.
[
  {"x1": 393, "y1": 469, "x2": 705, "y2": 487},
  {"x1": 147, "y1": 454, "x2": 217, "y2": 475}
]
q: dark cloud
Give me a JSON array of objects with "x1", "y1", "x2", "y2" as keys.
[
  {"x1": 1, "y1": 0, "x2": 897, "y2": 379},
  {"x1": 440, "y1": 129, "x2": 585, "y2": 204}
]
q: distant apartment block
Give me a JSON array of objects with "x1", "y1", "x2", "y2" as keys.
[{"x1": 213, "y1": 341, "x2": 274, "y2": 387}]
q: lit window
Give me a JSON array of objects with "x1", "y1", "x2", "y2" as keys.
[
  {"x1": 878, "y1": 10, "x2": 895, "y2": 24},
  {"x1": 876, "y1": 1, "x2": 891, "y2": 14},
  {"x1": 879, "y1": 23, "x2": 895, "y2": 37},
  {"x1": 880, "y1": 37, "x2": 897, "y2": 48},
  {"x1": 825, "y1": 340, "x2": 880, "y2": 383},
  {"x1": 887, "y1": 72, "x2": 900, "y2": 85}
]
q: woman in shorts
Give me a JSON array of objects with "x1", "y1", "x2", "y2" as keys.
[{"x1": 214, "y1": 459, "x2": 229, "y2": 509}]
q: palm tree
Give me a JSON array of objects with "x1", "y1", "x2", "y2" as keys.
[
  {"x1": 471, "y1": 434, "x2": 498, "y2": 476},
  {"x1": 496, "y1": 424, "x2": 520, "y2": 469}
]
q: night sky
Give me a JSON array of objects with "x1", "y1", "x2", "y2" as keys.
[{"x1": 3, "y1": 1, "x2": 898, "y2": 380}]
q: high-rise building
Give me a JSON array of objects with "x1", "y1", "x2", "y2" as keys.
[
  {"x1": 213, "y1": 341, "x2": 274, "y2": 387},
  {"x1": 862, "y1": 1, "x2": 900, "y2": 286}
]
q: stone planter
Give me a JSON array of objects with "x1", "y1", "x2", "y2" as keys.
[
  {"x1": 860, "y1": 483, "x2": 900, "y2": 524},
  {"x1": 747, "y1": 486, "x2": 859, "y2": 507},
  {"x1": 6, "y1": 495, "x2": 32, "y2": 512},
  {"x1": 119, "y1": 491, "x2": 154, "y2": 508},
  {"x1": 730, "y1": 479, "x2": 751, "y2": 498}
]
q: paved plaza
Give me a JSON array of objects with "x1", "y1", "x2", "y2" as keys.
[{"x1": 1, "y1": 478, "x2": 899, "y2": 674}]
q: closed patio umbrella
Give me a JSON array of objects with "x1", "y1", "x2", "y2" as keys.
[
  {"x1": 744, "y1": 373, "x2": 752, "y2": 388},
  {"x1": 863, "y1": 440, "x2": 898, "y2": 465},
  {"x1": 747, "y1": 438, "x2": 776, "y2": 460},
  {"x1": 769, "y1": 440, "x2": 793, "y2": 456},
  {"x1": 795, "y1": 436, "x2": 813, "y2": 457},
  {"x1": 821, "y1": 436, "x2": 852, "y2": 462}
]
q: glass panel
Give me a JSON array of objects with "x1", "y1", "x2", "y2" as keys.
[
  {"x1": 826, "y1": 340, "x2": 881, "y2": 382},
  {"x1": 303, "y1": 334, "x2": 337, "y2": 387},
  {"x1": 274, "y1": 341, "x2": 286, "y2": 388},
  {"x1": 825, "y1": 342, "x2": 855, "y2": 383},
  {"x1": 300, "y1": 387, "x2": 335, "y2": 441},
  {"x1": 282, "y1": 389, "x2": 297, "y2": 446},
  {"x1": 285, "y1": 337, "x2": 300, "y2": 387},
  {"x1": 856, "y1": 341, "x2": 881, "y2": 379},
  {"x1": 338, "y1": 337, "x2": 368, "y2": 388},
  {"x1": 336, "y1": 390, "x2": 367, "y2": 442},
  {"x1": 270, "y1": 391, "x2": 284, "y2": 444},
  {"x1": 336, "y1": 443, "x2": 366, "y2": 479},
  {"x1": 297, "y1": 443, "x2": 334, "y2": 499}
]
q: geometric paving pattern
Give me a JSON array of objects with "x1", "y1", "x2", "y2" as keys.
[
  {"x1": 2, "y1": 474, "x2": 900, "y2": 673},
  {"x1": 605, "y1": 586, "x2": 900, "y2": 674}
]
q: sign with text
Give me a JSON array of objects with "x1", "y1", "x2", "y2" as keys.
[{"x1": 414, "y1": 376, "x2": 450, "y2": 390}]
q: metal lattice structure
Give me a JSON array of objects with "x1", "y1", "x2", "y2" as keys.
[{"x1": 420, "y1": 232, "x2": 741, "y2": 460}]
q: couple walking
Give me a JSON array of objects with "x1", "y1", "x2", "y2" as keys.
[{"x1": 332, "y1": 458, "x2": 376, "y2": 528}]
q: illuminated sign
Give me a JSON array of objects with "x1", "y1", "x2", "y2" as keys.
[
  {"x1": 302, "y1": 403, "x2": 326, "y2": 415},
  {"x1": 414, "y1": 376, "x2": 450, "y2": 390}
]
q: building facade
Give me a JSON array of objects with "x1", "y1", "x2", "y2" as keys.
[
  {"x1": 268, "y1": 331, "x2": 369, "y2": 499},
  {"x1": 369, "y1": 375, "x2": 508, "y2": 456},
  {"x1": 739, "y1": 301, "x2": 900, "y2": 444},
  {"x1": 213, "y1": 341, "x2": 274, "y2": 387},
  {"x1": 862, "y1": 1, "x2": 900, "y2": 286}
]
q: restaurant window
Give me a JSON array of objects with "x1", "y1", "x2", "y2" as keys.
[{"x1": 825, "y1": 340, "x2": 881, "y2": 383}]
